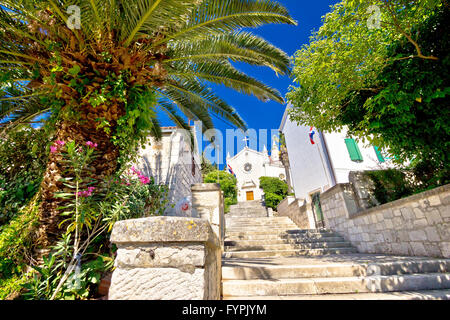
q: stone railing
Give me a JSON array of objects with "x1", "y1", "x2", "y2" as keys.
[
  {"x1": 277, "y1": 196, "x2": 315, "y2": 229},
  {"x1": 108, "y1": 183, "x2": 224, "y2": 300},
  {"x1": 320, "y1": 183, "x2": 450, "y2": 258}
]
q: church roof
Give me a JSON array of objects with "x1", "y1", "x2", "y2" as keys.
[{"x1": 226, "y1": 146, "x2": 268, "y2": 162}]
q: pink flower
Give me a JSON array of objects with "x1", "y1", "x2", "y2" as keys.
[
  {"x1": 86, "y1": 141, "x2": 98, "y2": 148},
  {"x1": 50, "y1": 145, "x2": 58, "y2": 153},
  {"x1": 56, "y1": 140, "x2": 65, "y2": 146},
  {"x1": 131, "y1": 166, "x2": 141, "y2": 176},
  {"x1": 139, "y1": 175, "x2": 151, "y2": 185},
  {"x1": 75, "y1": 187, "x2": 95, "y2": 197}
]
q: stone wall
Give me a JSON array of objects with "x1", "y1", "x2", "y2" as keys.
[
  {"x1": 108, "y1": 184, "x2": 224, "y2": 300},
  {"x1": 320, "y1": 183, "x2": 450, "y2": 258},
  {"x1": 277, "y1": 196, "x2": 315, "y2": 229}
]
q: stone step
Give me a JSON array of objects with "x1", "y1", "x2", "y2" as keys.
[
  {"x1": 223, "y1": 247, "x2": 358, "y2": 259},
  {"x1": 227, "y1": 214, "x2": 268, "y2": 218},
  {"x1": 226, "y1": 217, "x2": 291, "y2": 221},
  {"x1": 226, "y1": 229, "x2": 336, "y2": 236},
  {"x1": 225, "y1": 234, "x2": 346, "y2": 241},
  {"x1": 222, "y1": 259, "x2": 450, "y2": 280},
  {"x1": 224, "y1": 238, "x2": 347, "y2": 246},
  {"x1": 226, "y1": 232, "x2": 340, "y2": 240},
  {"x1": 222, "y1": 273, "x2": 450, "y2": 297},
  {"x1": 226, "y1": 221, "x2": 298, "y2": 229},
  {"x1": 225, "y1": 241, "x2": 353, "y2": 252},
  {"x1": 223, "y1": 289, "x2": 450, "y2": 300},
  {"x1": 226, "y1": 227, "x2": 302, "y2": 233}
]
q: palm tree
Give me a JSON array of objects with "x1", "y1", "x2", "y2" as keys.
[{"x1": 0, "y1": 0, "x2": 295, "y2": 246}]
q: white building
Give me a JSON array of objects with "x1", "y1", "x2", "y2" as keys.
[
  {"x1": 136, "y1": 126, "x2": 202, "y2": 215},
  {"x1": 226, "y1": 143, "x2": 289, "y2": 203},
  {"x1": 279, "y1": 105, "x2": 394, "y2": 203}
]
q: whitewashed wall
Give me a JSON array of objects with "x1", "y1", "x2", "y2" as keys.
[
  {"x1": 280, "y1": 106, "x2": 394, "y2": 201},
  {"x1": 136, "y1": 127, "x2": 202, "y2": 215}
]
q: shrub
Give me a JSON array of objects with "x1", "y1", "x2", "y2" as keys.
[
  {"x1": 259, "y1": 177, "x2": 289, "y2": 210},
  {"x1": 16, "y1": 141, "x2": 168, "y2": 300},
  {"x1": 0, "y1": 127, "x2": 48, "y2": 225},
  {"x1": 204, "y1": 170, "x2": 237, "y2": 212},
  {"x1": 0, "y1": 195, "x2": 40, "y2": 299}
]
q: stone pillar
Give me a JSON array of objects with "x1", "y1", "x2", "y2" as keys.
[
  {"x1": 108, "y1": 216, "x2": 222, "y2": 300},
  {"x1": 191, "y1": 183, "x2": 225, "y2": 245}
]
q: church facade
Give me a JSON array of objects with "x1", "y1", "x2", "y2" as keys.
[{"x1": 226, "y1": 143, "x2": 289, "y2": 203}]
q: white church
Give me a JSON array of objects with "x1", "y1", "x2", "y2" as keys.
[{"x1": 226, "y1": 142, "x2": 289, "y2": 203}]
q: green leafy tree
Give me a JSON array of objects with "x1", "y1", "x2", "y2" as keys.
[
  {"x1": 204, "y1": 170, "x2": 237, "y2": 212},
  {"x1": 0, "y1": 0, "x2": 295, "y2": 245},
  {"x1": 339, "y1": 6, "x2": 449, "y2": 187},
  {"x1": 287, "y1": 0, "x2": 442, "y2": 131},
  {"x1": 259, "y1": 176, "x2": 288, "y2": 209},
  {"x1": 287, "y1": 0, "x2": 448, "y2": 188}
]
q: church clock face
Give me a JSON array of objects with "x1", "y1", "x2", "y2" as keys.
[{"x1": 243, "y1": 162, "x2": 252, "y2": 173}]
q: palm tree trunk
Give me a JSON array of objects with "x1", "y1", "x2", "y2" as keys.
[{"x1": 37, "y1": 104, "x2": 123, "y2": 247}]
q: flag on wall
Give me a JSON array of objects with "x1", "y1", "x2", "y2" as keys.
[
  {"x1": 309, "y1": 127, "x2": 316, "y2": 145},
  {"x1": 227, "y1": 164, "x2": 236, "y2": 177}
]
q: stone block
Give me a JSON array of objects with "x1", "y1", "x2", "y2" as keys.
[
  {"x1": 413, "y1": 208, "x2": 425, "y2": 219},
  {"x1": 411, "y1": 242, "x2": 427, "y2": 256},
  {"x1": 423, "y1": 243, "x2": 443, "y2": 257},
  {"x1": 428, "y1": 195, "x2": 441, "y2": 206},
  {"x1": 393, "y1": 209, "x2": 402, "y2": 217},
  {"x1": 108, "y1": 267, "x2": 205, "y2": 300},
  {"x1": 426, "y1": 210, "x2": 443, "y2": 225},
  {"x1": 384, "y1": 219, "x2": 394, "y2": 229},
  {"x1": 424, "y1": 227, "x2": 441, "y2": 242},
  {"x1": 115, "y1": 244, "x2": 205, "y2": 269},
  {"x1": 401, "y1": 208, "x2": 415, "y2": 221},
  {"x1": 409, "y1": 230, "x2": 427, "y2": 242},
  {"x1": 383, "y1": 210, "x2": 393, "y2": 220},
  {"x1": 439, "y1": 205, "x2": 450, "y2": 218},
  {"x1": 413, "y1": 219, "x2": 428, "y2": 228},
  {"x1": 440, "y1": 242, "x2": 450, "y2": 258},
  {"x1": 110, "y1": 216, "x2": 218, "y2": 246}
]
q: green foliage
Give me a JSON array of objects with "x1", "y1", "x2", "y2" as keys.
[
  {"x1": 259, "y1": 176, "x2": 288, "y2": 209},
  {"x1": 18, "y1": 142, "x2": 168, "y2": 300},
  {"x1": 1, "y1": 0, "x2": 296, "y2": 142},
  {"x1": 22, "y1": 234, "x2": 113, "y2": 300},
  {"x1": 339, "y1": 6, "x2": 450, "y2": 186},
  {"x1": 0, "y1": 127, "x2": 47, "y2": 224},
  {"x1": 204, "y1": 170, "x2": 237, "y2": 212},
  {"x1": 287, "y1": 0, "x2": 448, "y2": 188},
  {"x1": 287, "y1": 0, "x2": 442, "y2": 131},
  {"x1": 0, "y1": 197, "x2": 39, "y2": 299},
  {"x1": 364, "y1": 169, "x2": 416, "y2": 205},
  {"x1": 113, "y1": 86, "x2": 159, "y2": 166}
]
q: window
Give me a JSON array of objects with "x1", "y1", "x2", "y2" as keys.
[
  {"x1": 373, "y1": 146, "x2": 385, "y2": 163},
  {"x1": 344, "y1": 138, "x2": 363, "y2": 162}
]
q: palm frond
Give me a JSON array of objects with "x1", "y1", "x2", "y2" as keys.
[
  {"x1": 154, "y1": 0, "x2": 296, "y2": 46},
  {"x1": 165, "y1": 77, "x2": 247, "y2": 129},
  {"x1": 168, "y1": 60, "x2": 284, "y2": 103},
  {"x1": 165, "y1": 31, "x2": 291, "y2": 75}
]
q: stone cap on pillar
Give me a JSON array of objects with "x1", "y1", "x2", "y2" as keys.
[
  {"x1": 191, "y1": 183, "x2": 221, "y2": 192},
  {"x1": 110, "y1": 216, "x2": 220, "y2": 247}
]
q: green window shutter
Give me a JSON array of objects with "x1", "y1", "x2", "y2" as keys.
[
  {"x1": 373, "y1": 146, "x2": 385, "y2": 163},
  {"x1": 344, "y1": 138, "x2": 363, "y2": 162}
]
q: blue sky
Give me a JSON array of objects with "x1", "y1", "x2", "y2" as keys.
[{"x1": 172, "y1": 0, "x2": 339, "y2": 167}]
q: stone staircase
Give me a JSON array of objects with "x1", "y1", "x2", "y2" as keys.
[
  {"x1": 227, "y1": 200, "x2": 268, "y2": 218},
  {"x1": 222, "y1": 215, "x2": 450, "y2": 300}
]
